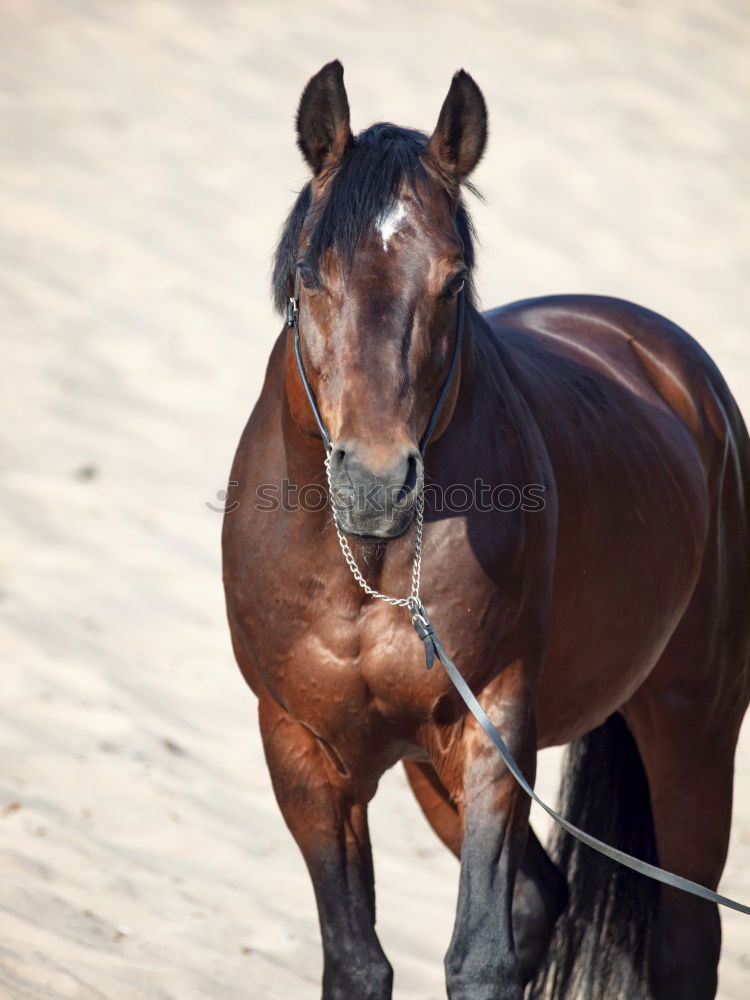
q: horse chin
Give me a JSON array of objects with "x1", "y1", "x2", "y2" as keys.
[{"x1": 333, "y1": 506, "x2": 415, "y2": 542}]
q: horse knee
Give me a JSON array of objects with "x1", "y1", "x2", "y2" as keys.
[
  {"x1": 651, "y1": 944, "x2": 718, "y2": 1000},
  {"x1": 323, "y1": 954, "x2": 393, "y2": 1000},
  {"x1": 512, "y1": 874, "x2": 567, "y2": 983},
  {"x1": 650, "y1": 897, "x2": 721, "y2": 1000},
  {"x1": 445, "y1": 951, "x2": 522, "y2": 1000},
  {"x1": 512, "y1": 828, "x2": 568, "y2": 983}
]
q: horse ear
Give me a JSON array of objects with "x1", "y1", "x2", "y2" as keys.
[
  {"x1": 425, "y1": 70, "x2": 487, "y2": 181},
  {"x1": 296, "y1": 60, "x2": 353, "y2": 175}
]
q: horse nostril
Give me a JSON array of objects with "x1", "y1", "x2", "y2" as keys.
[
  {"x1": 329, "y1": 445, "x2": 356, "y2": 503},
  {"x1": 331, "y1": 446, "x2": 347, "y2": 474},
  {"x1": 396, "y1": 452, "x2": 420, "y2": 504}
]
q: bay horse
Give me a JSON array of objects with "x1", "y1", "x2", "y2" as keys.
[{"x1": 222, "y1": 61, "x2": 750, "y2": 999}]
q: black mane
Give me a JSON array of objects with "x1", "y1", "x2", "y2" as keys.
[{"x1": 272, "y1": 123, "x2": 478, "y2": 314}]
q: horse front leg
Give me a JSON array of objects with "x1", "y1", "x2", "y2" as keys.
[
  {"x1": 403, "y1": 760, "x2": 567, "y2": 985},
  {"x1": 439, "y1": 666, "x2": 534, "y2": 1000},
  {"x1": 258, "y1": 694, "x2": 392, "y2": 1000}
]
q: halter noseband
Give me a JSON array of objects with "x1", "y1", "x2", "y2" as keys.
[{"x1": 287, "y1": 265, "x2": 465, "y2": 454}]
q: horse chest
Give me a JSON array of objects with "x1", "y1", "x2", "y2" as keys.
[
  {"x1": 238, "y1": 547, "x2": 512, "y2": 748},
  {"x1": 258, "y1": 589, "x2": 444, "y2": 723}
]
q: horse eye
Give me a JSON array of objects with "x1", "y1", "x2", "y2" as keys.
[
  {"x1": 298, "y1": 262, "x2": 320, "y2": 291},
  {"x1": 443, "y1": 271, "x2": 467, "y2": 299}
]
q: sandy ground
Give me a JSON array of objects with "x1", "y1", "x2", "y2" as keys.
[{"x1": 1, "y1": 1, "x2": 749, "y2": 997}]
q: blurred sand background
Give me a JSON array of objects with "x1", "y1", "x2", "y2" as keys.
[{"x1": 1, "y1": 1, "x2": 749, "y2": 997}]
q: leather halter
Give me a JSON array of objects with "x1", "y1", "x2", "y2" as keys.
[{"x1": 287, "y1": 265, "x2": 465, "y2": 454}]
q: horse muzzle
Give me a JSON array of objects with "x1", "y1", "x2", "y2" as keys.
[{"x1": 328, "y1": 440, "x2": 423, "y2": 539}]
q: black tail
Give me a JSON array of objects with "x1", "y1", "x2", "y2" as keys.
[{"x1": 527, "y1": 713, "x2": 659, "y2": 1000}]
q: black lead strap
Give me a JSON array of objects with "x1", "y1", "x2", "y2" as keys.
[{"x1": 411, "y1": 601, "x2": 750, "y2": 916}]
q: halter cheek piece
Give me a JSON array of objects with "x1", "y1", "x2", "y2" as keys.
[
  {"x1": 285, "y1": 264, "x2": 750, "y2": 918},
  {"x1": 287, "y1": 265, "x2": 465, "y2": 454}
]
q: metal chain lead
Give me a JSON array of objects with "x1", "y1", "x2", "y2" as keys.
[{"x1": 324, "y1": 453, "x2": 424, "y2": 612}]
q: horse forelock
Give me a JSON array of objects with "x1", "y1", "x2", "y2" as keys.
[{"x1": 271, "y1": 123, "x2": 478, "y2": 314}]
